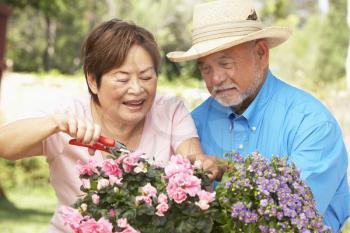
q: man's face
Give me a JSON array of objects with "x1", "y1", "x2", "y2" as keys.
[{"x1": 197, "y1": 40, "x2": 268, "y2": 109}]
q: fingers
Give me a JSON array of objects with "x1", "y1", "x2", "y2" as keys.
[
  {"x1": 86, "y1": 124, "x2": 101, "y2": 156},
  {"x1": 64, "y1": 114, "x2": 102, "y2": 145},
  {"x1": 67, "y1": 116, "x2": 78, "y2": 138},
  {"x1": 197, "y1": 155, "x2": 224, "y2": 181},
  {"x1": 91, "y1": 124, "x2": 101, "y2": 144},
  {"x1": 88, "y1": 148, "x2": 96, "y2": 156}
]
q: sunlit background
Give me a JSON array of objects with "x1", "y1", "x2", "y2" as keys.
[{"x1": 0, "y1": 0, "x2": 349, "y2": 232}]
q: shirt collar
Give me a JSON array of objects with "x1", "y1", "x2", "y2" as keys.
[
  {"x1": 208, "y1": 97, "x2": 234, "y2": 117},
  {"x1": 243, "y1": 70, "x2": 277, "y2": 128}
]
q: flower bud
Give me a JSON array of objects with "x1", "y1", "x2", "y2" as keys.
[{"x1": 80, "y1": 203, "x2": 87, "y2": 212}]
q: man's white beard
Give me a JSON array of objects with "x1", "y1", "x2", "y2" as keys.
[{"x1": 213, "y1": 61, "x2": 263, "y2": 108}]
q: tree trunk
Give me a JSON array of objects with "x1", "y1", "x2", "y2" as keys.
[
  {"x1": 43, "y1": 14, "x2": 56, "y2": 72},
  {"x1": 0, "y1": 4, "x2": 12, "y2": 90},
  {"x1": 0, "y1": 182, "x2": 7, "y2": 199},
  {"x1": 346, "y1": 0, "x2": 350, "y2": 90}
]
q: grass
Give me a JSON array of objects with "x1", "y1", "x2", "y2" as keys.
[{"x1": 0, "y1": 186, "x2": 56, "y2": 233}]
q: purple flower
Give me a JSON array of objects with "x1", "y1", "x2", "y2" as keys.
[
  {"x1": 225, "y1": 180, "x2": 231, "y2": 188},
  {"x1": 260, "y1": 199, "x2": 268, "y2": 207},
  {"x1": 217, "y1": 153, "x2": 331, "y2": 232}
]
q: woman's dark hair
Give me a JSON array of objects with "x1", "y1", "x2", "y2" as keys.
[{"x1": 81, "y1": 19, "x2": 161, "y2": 104}]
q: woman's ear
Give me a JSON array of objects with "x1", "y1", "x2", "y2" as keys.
[{"x1": 87, "y1": 73, "x2": 98, "y2": 94}]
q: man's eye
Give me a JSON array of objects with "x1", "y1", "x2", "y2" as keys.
[
  {"x1": 221, "y1": 63, "x2": 233, "y2": 69},
  {"x1": 200, "y1": 66, "x2": 210, "y2": 74}
]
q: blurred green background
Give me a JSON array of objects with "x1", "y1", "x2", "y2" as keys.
[{"x1": 0, "y1": 0, "x2": 349, "y2": 232}]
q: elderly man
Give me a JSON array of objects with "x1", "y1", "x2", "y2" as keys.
[{"x1": 167, "y1": 0, "x2": 349, "y2": 232}]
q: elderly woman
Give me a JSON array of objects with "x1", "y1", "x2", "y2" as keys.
[{"x1": 0, "y1": 19, "x2": 219, "y2": 233}]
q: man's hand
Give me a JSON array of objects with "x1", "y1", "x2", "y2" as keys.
[{"x1": 194, "y1": 154, "x2": 227, "y2": 181}]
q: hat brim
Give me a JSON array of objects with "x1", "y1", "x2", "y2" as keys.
[{"x1": 167, "y1": 27, "x2": 292, "y2": 62}]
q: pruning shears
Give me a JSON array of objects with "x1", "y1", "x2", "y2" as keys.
[{"x1": 69, "y1": 135, "x2": 130, "y2": 155}]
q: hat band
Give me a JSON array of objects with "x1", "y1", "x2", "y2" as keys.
[{"x1": 192, "y1": 20, "x2": 264, "y2": 44}]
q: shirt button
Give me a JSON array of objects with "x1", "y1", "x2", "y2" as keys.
[
  {"x1": 251, "y1": 126, "x2": 256, "y2": 131},
  {"x1": 239, "y1": 144, "x2": 244, "y2": 149}
]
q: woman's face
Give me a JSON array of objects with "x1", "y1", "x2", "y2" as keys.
[{"x1": 90, "y1": 44, "x2": 157, "y2": 125}]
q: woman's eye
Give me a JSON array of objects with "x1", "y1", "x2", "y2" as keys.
[
  {"x1": 140, "y1": 76, "x2": 152, "y2": 80},
  {"x1": 112, "y1": 75, "x2": 129, "y2": 83},
  {"x1": 116, "y1": 79, "x2": 128, "y2": 83}
]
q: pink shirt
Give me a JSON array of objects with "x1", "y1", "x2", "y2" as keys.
[{"x1": 41, "y1": 94, "x2": 198, "y2": 233}]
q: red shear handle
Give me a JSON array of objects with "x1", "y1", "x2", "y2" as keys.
[
  {"x1": 98, "y1": 136, "x2": 115, "y2": 147},
  {"x1": 69, "y1": 138, "x2": 110, "y2": 153}
]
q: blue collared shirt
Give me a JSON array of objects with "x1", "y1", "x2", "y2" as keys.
[{"x1": 192, "y1": 71, "x2": 350, "y2": 232}]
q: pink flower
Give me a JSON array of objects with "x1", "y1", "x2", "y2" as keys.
[
  {"x1": 122, "y1": 151, "x2": 143, "y2": 172},
  {"x1": 142, "y1": 183, "x2": 157, "y2": 197},
  {"x1": 195, "y1": 200, "x2": 210, "y2": 210},
  {"x1": 77, "y1": 218, "x2": 98, "y2": 233},
  {"x1": 134, "y1": 162, "x2": 146, "y2": 173},
  {"x1": 92, "y1": 194, "x2": 100, "y2": 205},
  {"x1": 170, "y1": 172, "x2": 188, "y2": 187},
  {"x1": 59, "y1": 206, "x2": 83, "y2": 231},
  {"x1": 76, "y1": 159, "x2": 100, "y2": 176},
  {"x1": 81, "y1": 178, "x2": 91, "y2": 189},
  {"x1": 135, "y1": 195, "x2": 152, "y2": 206},
  {"x1": 102, "y1": 159, "x2": 123, "y2": 177},
  {"x1": 197, "y1": 190, "x2": 216, "y2": 203},
  {"x1": 154, "y1": 160, "x2": 166, "y2": 168},
  {"x1": 118, "y1": 225, "x2": 140, "y2": 233},
  {"x1": 167, "y1": 173, "x2": 201, "y2": 197},
  {"x1": 195, "y1": 191, "x2": 215, "y2": 210},
  {"x1": 155, "y1": 202, "x2": 169, "y2": 216},
  {"x1": 108, "y1": 209, "x2": 116, "y2": 218},
  {"x1": 79, "y1": 217, "x2": 113, "y2": 233},
  {"x1": 97, "y1": 178, "x2": 110, "y2": 190},
  {"x1": 116, "y1": 154, "x2": 129, "y2": 164},
  {"x1": 109, "y1": 175, "x2": 123, "y2": 186},
  {"x1": 183, "y1": 176, "x2": 202, "y2": 197},
  {"x1": 96, "y1": 218, "x2": 113, "y2": 233},
  {"x1": 164, "y1": 155, "x2": 193, "y2": 178},
  {"x1": 168, "y1": 187, "x2": 187, "y2": 204},
  {"x1": 117, "y1": 218, "x2": 128, "y2": 228},
  {"x1": 193, "y1": 160, "x2": 202, "y2": 169},
  {"x1": 157, "y1": 193, "x2": 168, "y2": 204}
]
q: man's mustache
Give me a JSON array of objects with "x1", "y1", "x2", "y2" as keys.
[{"x1": 212, "y1": 83, "x2": 239, "y2": 95}]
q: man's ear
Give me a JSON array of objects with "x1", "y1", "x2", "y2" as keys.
[
  {"x1": 255, "y1": 39, "x2": 269, "y2": 67},
  {"x1": 87, "y1": 73, "x2": 98, "y2": 94}
]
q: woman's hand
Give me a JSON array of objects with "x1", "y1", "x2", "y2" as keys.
[{"x1": 51, "y1": 114, "x2": 102, "y2": 155}]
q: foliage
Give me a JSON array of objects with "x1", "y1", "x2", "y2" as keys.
[
  {"x1": 314, "y1": 0, "x2": 348, "y2": 83},
  {"x1": 260, "y1": 0, "x2": 348, "y2": 86},
  {"x1": 268, "y1": 15, "x2": 324, "y2": 89},
  {"x1": 6, "y1": 0, "x2": 201, "y2": 79},
  {"x1": 4, "y1": 0, "x2": 349, "y2": 84},
  {"x1": 215, "y1": 152, "x2": 331, "y2": 233},
  {"x1": 0, "y1": 186, "x2": 55, "y2": 233},
  {"x1": 0, "y1": 156, "x2": 50, "y2": 189},
  {"x1": 1, "y1": 0, "x2": 67, "y2": 12},
  {"x1": 61, "y1": 152, "x2": 218, "y2": 233}
]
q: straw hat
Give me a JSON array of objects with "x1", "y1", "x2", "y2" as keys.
[{"x1": 167, "y1": 0, "x2": 292, "y2": 62}]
